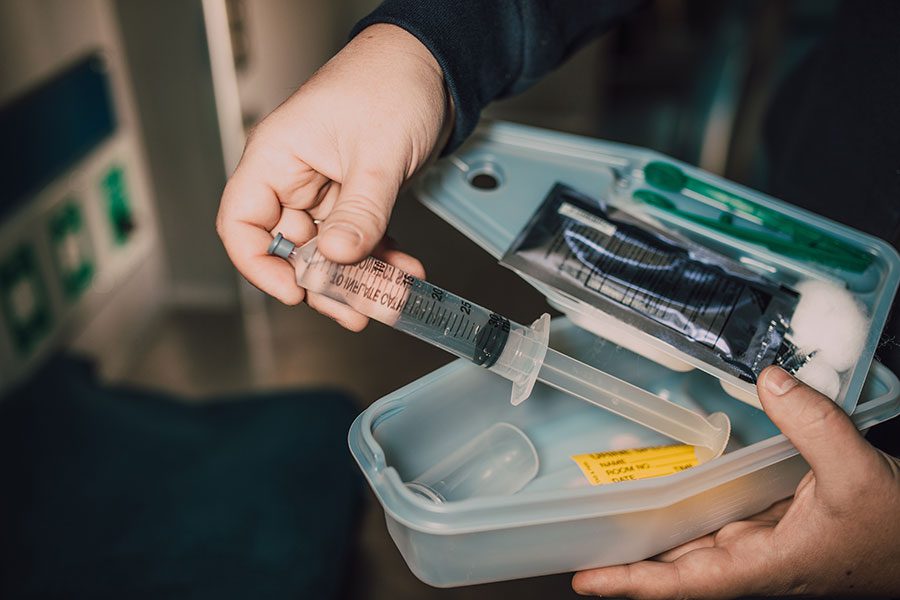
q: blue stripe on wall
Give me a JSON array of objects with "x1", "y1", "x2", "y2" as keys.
[{"x1": 1, "y1": 53, "x2": 117, "y2": 224}]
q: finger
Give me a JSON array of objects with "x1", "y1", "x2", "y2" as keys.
[
  {"x1": 749, "y1": 497, "x2": 793, "y2": 523},
  {"x1": 277, "y1": 169, "x2": 332, "y2": 210},
  {"x1": 217, "y1": 171, "x2": 303, "y2": 304},
  {"x1": 653, "y1": 533, "x2": 715, "y2": 562},
  {"x1": 656, "y1": 509, "x2": 784, "y2": 564},
  {"x1": 242, "y1": 140, "x2": 332, "y2": 210},
  {"x1": 306, "y1": 292, "x2": 369, "y2": 332},
  {"x1": 317, "y1": 162, "x2": 403, "y2": 263},
  {"x1": 573, "y1": 552, "x2": 738, "y2": 600},
  {"x1": 308, "y1": 180, "x2": 340, "y2": 221},
  {"x1": 793, "y1": 469, "x2": 815, "y2": 498},
  {"x1": 376, "y1": 248, "x2": 426, "y2": 279},
  {"x1": 272, "y1": 207, "x2": 317, "y2": 247},
  {"x1": 574, "y1": 562, "x2": 675, "y2": 599},
  {"x1": 758, "y1": 366, "x2": 879, "y2": 493},
  {"x1": 223, "y1": 223, "x2": 303, "y2": 304}
]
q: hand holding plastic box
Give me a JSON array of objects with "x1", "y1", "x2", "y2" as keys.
[{"x1": 349, "y1": 318, "x2": 900, "y2": 587}]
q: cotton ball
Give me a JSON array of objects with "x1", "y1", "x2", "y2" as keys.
[
  {"x1": 795, "y1": 360, "x2": 841, "y2": 400},
  {"x1": 789, "y1": 280, "x2": 868, "y2": 372}
]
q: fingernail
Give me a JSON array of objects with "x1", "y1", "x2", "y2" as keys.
[
  {"x1": 322, "y1": 223, "x2": 362, "y2": 247},
  {"x1": 764, "y1": 366, "x2": 799, "y2": 396}
]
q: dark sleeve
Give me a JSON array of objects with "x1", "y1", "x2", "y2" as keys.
[{"x1": 351, "y1": 0, "x2": 646, "y2": 154}]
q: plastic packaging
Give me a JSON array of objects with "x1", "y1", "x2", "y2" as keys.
[{"x1": 502, "y1": 183, "x2": 800, "y2": 384}]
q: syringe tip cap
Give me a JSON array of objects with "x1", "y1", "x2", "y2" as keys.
[{"x1": 268, "y1": 232, "x2": 295, "y2": 259}]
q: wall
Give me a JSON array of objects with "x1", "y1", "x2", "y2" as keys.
[
  {"x1": 0, "y1": 0, "x2": 165, "y2": 385},
  {"x1": 114, "y1": 0, "x2": 240, "y2": 307}
]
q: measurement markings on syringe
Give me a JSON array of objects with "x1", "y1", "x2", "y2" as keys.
[
  {"x1": 316, "y1": 255, "x2": 410, "y2": 311},
  {"x1": 311, "y1": 249, "x2": 512, "y2": 367}
]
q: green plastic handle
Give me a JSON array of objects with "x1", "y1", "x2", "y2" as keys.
[
  {"x1": 642, "y1": 162, "x2": 872, "y2": 271},
  {"x1": 632, "y1": 190, "x2": 871, "y2": 272}
]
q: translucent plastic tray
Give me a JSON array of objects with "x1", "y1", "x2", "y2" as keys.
[
  {"x1": 414, "y1": 121, "x2": 900, "y2": 412},
  {"x1": 349, "y1": 318, "x2": 900, "y2": 587}
]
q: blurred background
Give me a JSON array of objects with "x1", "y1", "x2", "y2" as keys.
[{"x1": 0, "y1": 0, "x2": 850, "y2": 598}]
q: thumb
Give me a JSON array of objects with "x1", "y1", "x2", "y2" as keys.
[
  {"x1": 318, "y1": 163, "x2": 403, "y2": 264},
  {"x1": 758, "y1": 366, "x2": 878, "y2": 494}
]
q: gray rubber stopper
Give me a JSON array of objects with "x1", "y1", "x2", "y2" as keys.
[{"x1": 267, "y1": 232, "x2": 295, "y2": 258}]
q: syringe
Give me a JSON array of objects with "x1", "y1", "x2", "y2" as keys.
[{"x1": 269, "y1": 234, "x2": 731, "y2": 460}]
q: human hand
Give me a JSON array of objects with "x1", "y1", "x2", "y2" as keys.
[
  {"x1": 573, "y1": 365, "x2": 900, "y2": 599},
  {"x1": 216, "y1": 24, "x2": 451, "y2": 330}
]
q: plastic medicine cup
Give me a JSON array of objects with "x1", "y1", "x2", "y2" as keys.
[{"x1": 405, "y1": 422, "x2": 540, "y2": 503}]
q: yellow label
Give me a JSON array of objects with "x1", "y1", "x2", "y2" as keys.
[{"x1": 571, "y1": 444, "x2": 698, "y2": 485}]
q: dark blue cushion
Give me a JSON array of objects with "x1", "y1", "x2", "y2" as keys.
[{"x1": 0, "y1": 356, "x2": 362, "y2": 599}]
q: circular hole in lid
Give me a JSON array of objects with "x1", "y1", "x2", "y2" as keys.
[
  {"x1": 470, "y1": 172, "x2": 499, "y2": 190},
  {"x1": 466, "y1": 161, "x2": 504, "y2": 191}
]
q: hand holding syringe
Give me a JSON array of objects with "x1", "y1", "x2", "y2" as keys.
[{"x1": 270, "y1": 234, "x2": 731, "y2": 461}]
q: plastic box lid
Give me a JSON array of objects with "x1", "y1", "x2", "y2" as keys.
[{"x1": 414, "y1": 122, "x2": 900, "y2": 413}]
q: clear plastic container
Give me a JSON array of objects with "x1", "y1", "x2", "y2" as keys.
[
  {"x1": 404, "y1": 422, "x2": 539, "y2": 503},
  {"x1": 349, "y1": 318, "x2": 900, "y2": 587},
  {"x1": 353, "y1": 122, "x2": 900, "y2": 587},
  {"x1": 414, "y1": 121, "x2": 900, "y2": 412}
]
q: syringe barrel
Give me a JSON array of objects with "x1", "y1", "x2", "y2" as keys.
[
  {"x1": 280, "y1": 238, "x2": 522, "y2": 368},
  {"x1": 271, "y1": 235, "x2": 549, "y2": 403}
]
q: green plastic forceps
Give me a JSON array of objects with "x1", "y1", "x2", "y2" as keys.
[{"x1": 634, "y1": 161, "x2": 873, "y2": 272}]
